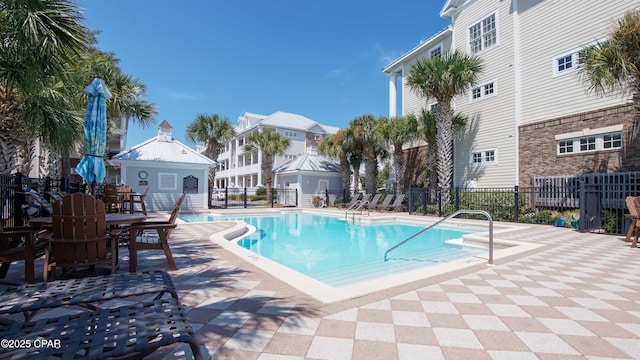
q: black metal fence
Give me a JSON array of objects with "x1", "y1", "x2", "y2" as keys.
[
  {"x1": 209, "y1": 187, "x2": 300, "y2": 209},
  {"x1": 407, "y1": 171, "x2": 640, "y2": 236},
  {"x1": 1, "y1": 174, "x2": 86, "y2": 227}
]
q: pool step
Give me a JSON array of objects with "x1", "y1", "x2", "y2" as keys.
[{"x1": 314, "y1": 247, "x2": 486, "y2": 288}]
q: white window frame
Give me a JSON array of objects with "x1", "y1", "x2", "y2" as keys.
[
  {"x1": 470, "y1": 79, "x2": 497, "y2": 102},
  {"x1": 158, "y1": 172, "x2": 177, "y2": 190},
  {"x1": 553, "y1": 37, "x2": 607, "y2": 77},
  {"x1": 471, "y1": 148, "x2": 498, "y2": 165},
  {"x1": 555, "y1": 125, "x2": 623, "y2": 155},
  {"x1": 284, "y1": 131, "x2": 298, "y2": 138},
  {"x1": 468, "y1": 12, "x2": 498, "y2": 54},
  {"x1": 429, "y1": 43, "x2": 442, "y2": 58}
]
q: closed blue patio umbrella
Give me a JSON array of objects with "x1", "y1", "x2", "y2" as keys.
[{"x1": 76, "y1": 77, "x2": 112, "y2": 185}]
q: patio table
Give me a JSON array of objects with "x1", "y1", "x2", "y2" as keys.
[{"x1": 28, "y1": 213, "x2": 146, "y2": 228}]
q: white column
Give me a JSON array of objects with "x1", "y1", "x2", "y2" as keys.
[
  {"x1": 257, "y1": 149, "x2": 263, "y2": 186},
  {"x1": 388, "y1": 73, "x2": 398, "y2": 117}
]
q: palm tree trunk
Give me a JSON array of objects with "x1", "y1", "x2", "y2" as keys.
[
  {"x1": 393, "y1": 145, "x2": 405, "y2": 194},
  {"x1": 436, "y1": 104, "x2": 454, "y2": 205},
  {"x1": 340, "y1": 157, "x2": 351, "y2": 194}
]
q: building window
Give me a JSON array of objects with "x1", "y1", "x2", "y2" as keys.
[
  {"x1": 158, "y1": 173, "x2": 177, "y2": 190},
  {"x1": 558, "y1": 140, "x2": 573, "y2": 154},
  {"x1": 470, "y1": 81, "x2": 496, "y2": 102},
  {"x1": 556, "y1": 129, "x2": 622, "y2": 155},
  {"x1": 557, "y1": 55, "x2": 573, "y2": 72},
  {"x1": 472, "y1": 149, "x2": 496, "y2": 165},
  {"x1": 430, "y1": 45, "x2": 442, "y2": 58},
  {"x1": 580, "y1": 136, "x2": 596, "y2": 151},
  {"x1": 472, "y1": 87, "x2": 482, "y2": 100},
  {"x1": 284, "y1": 131, "x2": 297, "y2": 138},
  {"x1": 284, "y1": 154, "x2": 298, "y2": 160},
  {"x1": 485, "y1": 150, "x2": 495, "y2": 162},
  {"x1": 469, "y1": 13, "x2": 497, "y2": 54},
  {"x1": 604, "y1": 133, "x2": 622, "y2": 149}
]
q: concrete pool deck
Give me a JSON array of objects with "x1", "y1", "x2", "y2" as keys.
[{"x1": 6, "y1": 210, "x2": 640, "y2": 359}]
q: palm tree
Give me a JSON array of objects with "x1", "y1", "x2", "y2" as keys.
[
  {"x1": 579, "y1": 9, "x2": 640, "y2": 110},
  {"x1": 407, "y1": 50, "x2": 482, "y2": 205},
  {"x1": 244, "y1": 129, "x2": 291, "y2": 202},
  {"x1": 409, "y1": 108, "x2": 468, "y2": 190},
  {"x1": 186, "y1": 113, "x2": 236, "y2": 191},
  {"x1": 318, "y1": 130, "x2": 351, "y2": 195},
  {"x1": 377, "y1": 115, "x2": 418, "y2": 194},
  {"x1": 0, "y1": 0, "x2": 91, "y2": 175},
  {"x1": 350, "y1": 114, "x2": 386, "y2": 194}
]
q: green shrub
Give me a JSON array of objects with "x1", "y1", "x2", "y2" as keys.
[
  {"x1": 256, "y1": 187, "x2": 267, "y2": 196},
  {"x1": 249, "y1": 194, "x2": 267, "y2": 201}
]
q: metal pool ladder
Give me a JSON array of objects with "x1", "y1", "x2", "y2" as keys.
[
  {"x1": 383, "y1": 209, "x2": 494, "y2": 265},
  {"x1": 346, "y1": 200, "x2": 371, "y2": 222}
]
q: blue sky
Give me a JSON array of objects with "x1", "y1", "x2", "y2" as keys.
[{"x1": 79, "y1": 1, "x2": 450, "y2": 149}]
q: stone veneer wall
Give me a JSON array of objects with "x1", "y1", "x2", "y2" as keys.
[{"x1": 518, "y1": 103, "x2": 639, "y2": 188}]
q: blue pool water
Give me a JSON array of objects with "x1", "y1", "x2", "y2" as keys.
[{"x1": 179, "y1": 212, "x2": 487, "y2": 287}]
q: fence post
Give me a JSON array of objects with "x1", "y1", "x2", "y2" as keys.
[
  {"x1": 295, "y1": 188, "x2": 299, "y2": 208},
  {"x1": 513, "y1": 185, "x2": 519, "y2": 223},
  {"x1": 325, "y1": 189, "x2": 329, "y2": 207},
  {"x1": 243, "y1": 187, "x2": 247, "y2": 208},
  {"x1": 422, "y1": 187, "x2": 427, "y2": 215},
  {"x1": 455, "y1": 187, "x2": 460, "y2": 212},
  {"x1": 578, "y1": 179, "x2": 585, "y2": 232},
  {"x1": 437, "y1": 187, "x2": 442, "y2": 217},
  {"x1": 271, "y1": 188, "x2": 276, "y2": 208},
  {"x1": 13, "y1": 173, "x2": 24, "y2": 226}
]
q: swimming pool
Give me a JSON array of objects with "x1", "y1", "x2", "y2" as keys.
[{"x1": 179, "y1": 212, "x2": 487, "y2": 287}]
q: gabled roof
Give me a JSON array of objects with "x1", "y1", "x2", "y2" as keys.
[
  {"x1": 113, "y1": 137, "x2": 214, "y2": 165},
  {"x1": 235, "y1": 111, "x2": 339, "y2": 135},
  {"x1": 440, "y1": 0, "x2": 471, "y2": 19},
  {"x1": 382, "y1": 25, "x2": 452, "y2": 73},
  {"x1": 273, "y1": 153, "x2": 340, "y2": 174},
  {"x1": 261, "y1": 111, "x2": 320, "y2": 131}
]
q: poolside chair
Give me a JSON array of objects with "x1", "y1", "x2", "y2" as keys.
[
  {"x1": 44, "y1": 193, "x2": 120, "y2": 281},
  {"x1": 624, "y1": 196, "x2": 640, "y2": 247},
  {"x1": 377, "y1": 193, "x2": 406, "y2": 212},
  {"x1": 338, "y1": 194, "x2": 361, "y2": 209},
  {"x1": 367, "y1": 193, "x2": 382, "y2": 209},
  {"x1": 102, "y1": 184, "x2": 120, "y2": 213},
  {"x1": 373, "y1": 194, "x2": 394, "y2": 210},
  {"x1": 128, "y1": 185, "x2": 149, "y2": 215},
  {"x1": 128, "y1": 193, "x2": 185, "y2": 272}
]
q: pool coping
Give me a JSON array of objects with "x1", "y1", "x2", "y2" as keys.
[{"x1": 199, "y1": 209, "x2": 544, "y2": 304}]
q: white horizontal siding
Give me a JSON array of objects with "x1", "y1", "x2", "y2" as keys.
[
  {"x1": 518, "y1": 0, "x2": 637, "y2": 124},
  {"x1": 452, "y1": 0, "x2": 518, "y2": 186}
]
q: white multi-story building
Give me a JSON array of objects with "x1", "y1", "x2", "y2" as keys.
[
  {"x1": 384, "y1": 0, "x2": 639, "y2": 188},
  {"x1": 214, "y1": 111, "x2": 339, "y2": 189}
]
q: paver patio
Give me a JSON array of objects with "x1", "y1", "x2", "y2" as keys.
[{"x1": 5, "y1": 211, "x2": 640, "y2": 359}]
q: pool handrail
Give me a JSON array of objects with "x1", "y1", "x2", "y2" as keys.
[
  {"x1": 383, "y1": 209, "x2": 494, "y2": 265},
  {"x1": 345, "y1": 199, "x2": 371, "y2": 221}
]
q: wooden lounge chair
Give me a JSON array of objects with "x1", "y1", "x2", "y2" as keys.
[
  {"x1": 102, "y1": 184, "x2": 120, "y2": 213},
  {"x1": 0, "y1": 224, "x2": 48, "y2": 283},
  {"x1": 128, "y1": 194, "x2": 185, "y2": 272},
  {"x1": 44, "y1": 193, "x2": 120, "y2": 281},
  {"x1": 128, "y1": 184, "x2": 150, "y2": 215},
  {"x1": 377, "y1": 193, "x2": 406, "y2": 212},
  {"x1": 625, "y1": 196, "x2": 640, "y2": 247},
  {"x1": 373, "y1": 194, "x2": 394, "y2": 210}
]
